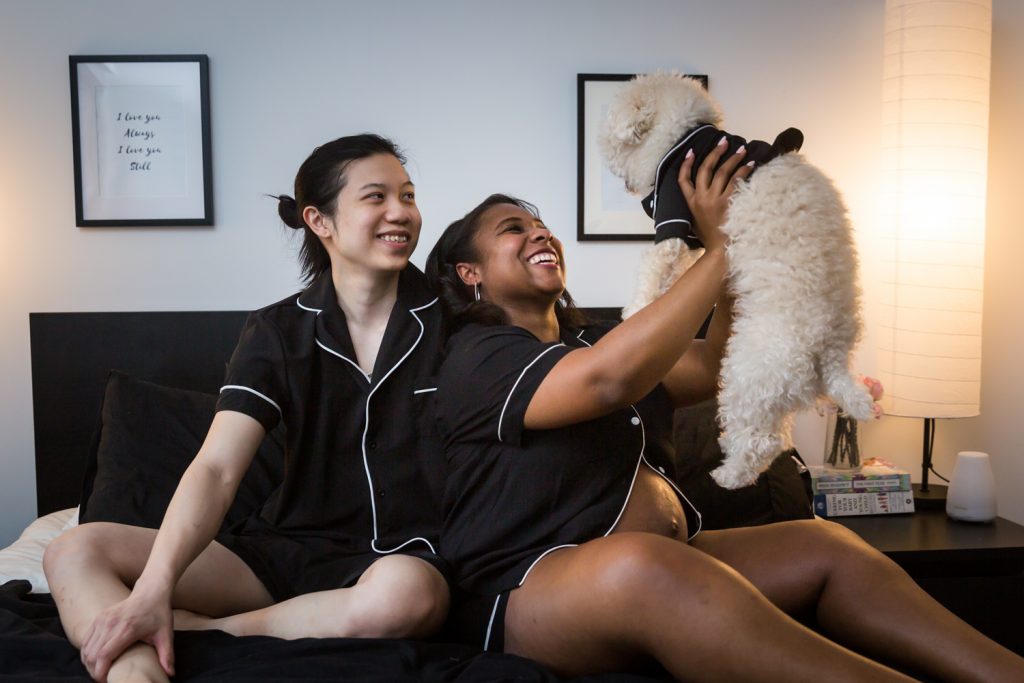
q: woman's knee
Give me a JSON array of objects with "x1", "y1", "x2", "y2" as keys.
[
  {"x1": 350, "y1": 556, "x2": 450, "y2": 637},
  {"x1": 586, "y1": 534, "x2": 736, "y2": 612},
  {"x1": 43, "y1": 522, "x2": 152, "y2": 584},
  {"x1": 794, "y1": 519, "x2": 897, "y2": 576},
  {"x1": 43, "y1": 523, "x2": 107, "y2": 579},
  {"x1": 512, "y1": 535, "x2": 765, "y2": 657}
]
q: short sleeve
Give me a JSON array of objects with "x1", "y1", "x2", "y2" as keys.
[
  {"x1": 437, "y1": 325, "x2": 572, "y2": 447},
  {"x1": 216, "y1": 312, "x2": 288, "y2": 432}
]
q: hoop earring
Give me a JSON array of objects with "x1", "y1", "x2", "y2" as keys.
[{"x1": 474, "y1": 283, "x2": 481, "y2": 302}]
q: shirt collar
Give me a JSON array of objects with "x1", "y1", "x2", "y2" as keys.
[
  {"x1": 641, "y1": 123, "x2": 720, "y2": 217},
  {"x1": 296, "y1": 264, "x2": 435, "y2": 315},
  {"x1": 296, "y1": 265, "x2": 437, "y2": 385}
]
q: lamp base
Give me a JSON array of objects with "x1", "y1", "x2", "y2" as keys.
[{"x1": 913, "y1": 483, "x2": 949, "y2": 510}]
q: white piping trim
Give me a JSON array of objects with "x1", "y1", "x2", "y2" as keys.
[
  {"x1": 643, "y1": 458, "x2": 702, "y2": 541},
  {"x1": 604, "y1": 405, "x2": 647, "y2": 535},
  {"x1": 316, "y1": 339, "x2": 371, "y2": 383},
  {"x1": 518, "y1": 544, "x2": 577, "y2": 587},
  {"x1": 219, "y1": 385, "x2": 283, "y2": 418},
  {"x1": 574, "y1": 330, "x2": 701, "y2": 540},
  {"x1": 654, "y1": 218, "x2": 692, "y2": 230},
  {"x1": 367, "y1": 298, "x2": 441, "y2": 555},
  {"x1": 295, "y1": 295, "x2": 322, "y2": 314},
  {"x1": 410, "y1": 297, "x2": 439, "y2": 313},
  {"x1": 606, "y1": 405, "x2": 703, "y2": 540},
  {"x1": 650, "y1": 123, "x2": 714, "y2": 214},
  {"x1": 370, "y1": 535, "x2": 437, "y2": 556},
  {"x1": 413, "y1": 387, "x2": 437, "y2": 394},
  {"x1": 490, "y1": 543, "x2": 577, "y2": 650},
  {"x1": 482, "y1": 594, "x2": 503, "y2": 652},
  {"x1": 497, "y1": 344, "x2": 566, "y2": 443}
]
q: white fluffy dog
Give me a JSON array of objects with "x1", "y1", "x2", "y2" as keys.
[{"x1": 599, "y1": 72, "x2": 876, "y2": 489}]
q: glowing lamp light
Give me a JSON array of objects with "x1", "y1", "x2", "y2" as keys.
[{"x1": 877, "y1": 0, "x2": 991, "y2": 504}]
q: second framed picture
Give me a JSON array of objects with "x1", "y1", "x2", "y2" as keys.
[{"x1": 576, "y1": 73, "x2": 707, "y2": 242}]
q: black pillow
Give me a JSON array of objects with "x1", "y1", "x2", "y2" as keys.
[
  {"x1": 79, "y1": 371, "x2": 284, "y2": 531},
  {"x1": 672, "y1": 399, "x2": 813, "y2": 530}
]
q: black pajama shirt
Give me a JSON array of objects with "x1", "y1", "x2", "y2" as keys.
[
  {"x1": 437, "y1": 322, "x2": 701, "y2": 651},
  {"x1": 213, "y1": 266, "x2": 448, "y2": 602}
]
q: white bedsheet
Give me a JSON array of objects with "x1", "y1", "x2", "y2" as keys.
[{"x1": 0, "y1": 507, "x2": 78, "y2": 593}]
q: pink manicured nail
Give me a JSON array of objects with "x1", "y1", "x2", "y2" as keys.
[
  {"x1": 717, "y1": 136, "x2": 727, "y2": 146},
  {"x1": 685, "y1": 148, "x2": 694, "y2": 159},
  {"x1": 735, "y1": 145, "x2": 745, "y2": 155},
  {"x1": 746, "y1": 161, "x2": 755, "y2": 167}
]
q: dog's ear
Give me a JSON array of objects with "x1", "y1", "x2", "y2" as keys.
[
  {"x1": 629, "y1": 104, "x2": 655, "y2": 142},
  {"x1": 609, "y1": 100, "x2": 656, "y2": 144}
]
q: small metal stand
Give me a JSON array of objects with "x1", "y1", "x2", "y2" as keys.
[{"x1": 913, "y1": 417, "x2": 948, "y2": 510}]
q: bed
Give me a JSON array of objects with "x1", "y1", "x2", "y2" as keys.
[{"x1": 1, "y1": 309, "x2": 812, "y2": 681}]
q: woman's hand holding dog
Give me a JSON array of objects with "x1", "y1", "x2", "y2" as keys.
[{"x1": 678, "y1": 136, "x2": 753, "y2": 253}]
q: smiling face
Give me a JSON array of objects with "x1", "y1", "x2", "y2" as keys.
[
  {"x1": 309, "y1": 153, "x2": 421, "y2": 274},
  {"x1": 457, "y1": 203, "x2": 566, "y2": 310}
]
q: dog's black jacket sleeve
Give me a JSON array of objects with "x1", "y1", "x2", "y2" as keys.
[{"x1": 641, "y1": 124, "x2": 803, "y2": 246}]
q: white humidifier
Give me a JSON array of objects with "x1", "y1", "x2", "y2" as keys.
[{"x1": 945, "y1": 451, "x2": 998, "y2": 522}]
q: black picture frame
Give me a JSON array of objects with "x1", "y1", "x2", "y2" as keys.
[
  {"x1": 576, "y1": 73, "x2": 708, "y2": 242},
  {"x1": 69, "y1": 55, "x2": 213, "y2": 227}
]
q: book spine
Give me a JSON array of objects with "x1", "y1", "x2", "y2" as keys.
[
  {"x1": 811, "y1": 474, "x2": 911, "y2": 494},
  {"x1": 813, "y1": 492, "x2": 916, "y2": 517}
]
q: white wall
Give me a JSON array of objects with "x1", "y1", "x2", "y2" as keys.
[{"x1": 1, "y1": 0, "x2": 1018, "y2": 546}]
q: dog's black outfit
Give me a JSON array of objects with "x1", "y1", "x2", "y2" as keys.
[{"x1": 641, "y1": 123, "x2": 804, "y2": 247}]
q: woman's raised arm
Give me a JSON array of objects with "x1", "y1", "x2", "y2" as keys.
[{"x1": 525, "y1": 138, "x2": 751, "y2": 429}]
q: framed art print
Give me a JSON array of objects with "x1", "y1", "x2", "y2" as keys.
[
  {"x1": 69, "y1": 55, "x2": 213, "y2": 227},
  {"x1": 576, "y1": 73, "x2": 707, "y2": 241}
]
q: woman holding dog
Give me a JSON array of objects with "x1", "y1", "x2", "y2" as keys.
[
  {"x1": 426, "y1": 138, "x2": 1024, "y2": 682},
  {"x1": 44, "y1": 134, "x2": 451, "y2": 683}
]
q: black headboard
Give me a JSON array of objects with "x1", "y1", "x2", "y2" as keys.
[
  {"x1": 29, "y1": 312, "x2": 250, "y2": 516},
  {"x1": 28, "y1": 307, "x2": 623, "y2": 517}
]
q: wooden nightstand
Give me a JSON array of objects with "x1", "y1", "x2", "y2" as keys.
[{"x1": 834, "y1": 510, "x2": 1024, "y2": 654}]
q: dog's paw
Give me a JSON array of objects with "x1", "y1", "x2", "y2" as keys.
[
  {"x1": 838, "y1": 389, "x2": 876, "y2": 421},
  {"x1": 829, "y1": 375, "x2": 879, "y2": 422}
]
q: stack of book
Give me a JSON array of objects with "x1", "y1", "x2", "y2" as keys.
[{"x1": 810, "y1": 458, "x2": 914, "y2": 517}]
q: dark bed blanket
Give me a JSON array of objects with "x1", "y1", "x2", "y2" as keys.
[{"x1": 0, "y1": 581, "x2": 666, "y2": 682}]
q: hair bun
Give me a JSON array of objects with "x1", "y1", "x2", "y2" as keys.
[{"x1": 276, "y1": 194, "x2": 302, "y2": 230}]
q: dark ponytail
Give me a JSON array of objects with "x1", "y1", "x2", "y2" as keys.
[
  {"x1": 425, "y1": 193, "x2": 586, "y2": 334},
  {"x1": 277, "y1": 133, "x2": 406, "y2": 283}
]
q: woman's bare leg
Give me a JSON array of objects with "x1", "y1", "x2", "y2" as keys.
[
  {"x1": 44, "y1": 522, "x2": 274, "y2": 683},
  {"x1": 692, "y1": 519, "x2": 1024, "y2": 683},
  {"x1": 503, "y1": 532, "x2": 914, "y2": 682},
  {"x1": 174, "y1": 554, "x2": 449, "y2": 639}
]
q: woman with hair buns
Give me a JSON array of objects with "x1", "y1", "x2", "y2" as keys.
[{"x1": 44, "y1": 134, "x2": 450, "y2": 683}]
